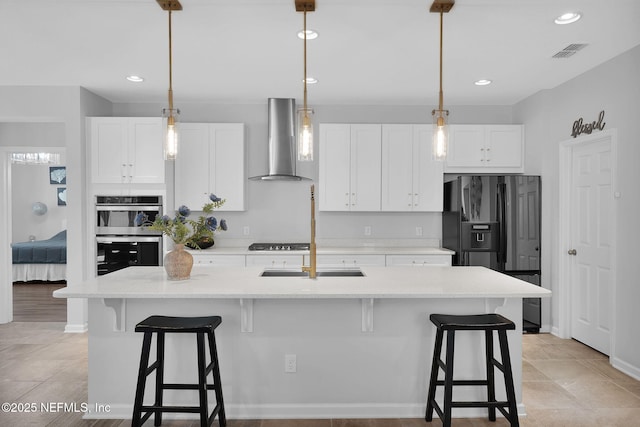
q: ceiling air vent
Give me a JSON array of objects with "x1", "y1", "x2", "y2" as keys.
[{"x1": 552, "y1": 43, "x2": 588, "y2": 59}]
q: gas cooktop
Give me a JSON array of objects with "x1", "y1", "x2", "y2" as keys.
[{"x1": 248, "y1": 243, "x2": 310, "y2": 251}]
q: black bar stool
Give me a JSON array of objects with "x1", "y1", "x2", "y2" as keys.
[
  {"x1": 132, "y1": 315, "x2": 226, "y2": 427},
  {"x1": 425, "y1": 313, "x2": 519, "y2": 427}
]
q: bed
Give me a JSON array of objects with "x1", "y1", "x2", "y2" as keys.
[{"x1": 12, "y1": 230, "x2": 67, "y2": 282}]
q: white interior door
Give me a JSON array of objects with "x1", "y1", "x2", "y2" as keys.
[
  {"x1": 569, "y1": 137, "x2": 613, "y2": 355},
  {"x1": 514, "y1": 176, "x2": 541, "y2": 270},
  {"x1": 512, "y1": 176, "x2": 542, "y2": 327}
]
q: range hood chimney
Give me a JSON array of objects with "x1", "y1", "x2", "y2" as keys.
[{"x1": 250, "y1": 98, "x2": 310, "y2": 181}]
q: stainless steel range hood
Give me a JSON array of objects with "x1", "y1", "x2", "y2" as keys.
[{"x1": 249, "y1": 98, "x2": 311, "y2": 181}]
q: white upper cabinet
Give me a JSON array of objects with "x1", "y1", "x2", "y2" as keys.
[
  {"x1": 445, "y1": 124, "x2": 524, "y2": 173},
  {"x1": 175, "y1": 123, "x2": 245, "y2": 211},
  {"x1": 89, "y1": 117, "x2": 164, "y2": 184},
  {"x1": 381, "y1": 124, "x2": 443, "y2": 212},
  {"x1": 319, "y1": 124, "x2": 381, "y2": 211}
]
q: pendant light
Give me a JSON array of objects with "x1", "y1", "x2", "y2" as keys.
[
  {"x1": 430, "y1": 0, "x2": 454, "y2": 161},
  {"x1": 295, "y1": 0, "x2": 315, "y2": 162},
  {"x1": 157, "y1": 0, "x2": 182, "y2": 160}
]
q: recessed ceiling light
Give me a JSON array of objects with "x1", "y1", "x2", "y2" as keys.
[
  {"x1": 304, "y1": 77, "x2": 318, "y2": 84},
  {"x1": 297, "y1": 29, "x2": 318, "y2": 40},
  {"x1": 126, "y1": 75, "x2": 144, "y2": 83},
  {"x1": 554, "y1": 12, "x2": 582, "y2": 25},
  {"x1": 474, "y1": 79, "x2": 492, "y2": 86}
]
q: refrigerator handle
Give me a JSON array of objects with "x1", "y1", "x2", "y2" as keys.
[{"x1": 497, "y1": 182, "x2": 507, "y2": 266}]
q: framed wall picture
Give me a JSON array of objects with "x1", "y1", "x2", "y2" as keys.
[
  {"x1": 57, "y1": 188, "x2": 67, "y2": 206},
  {"x1": 50, "y1": 166, "x2": 66, "y2": 184}
]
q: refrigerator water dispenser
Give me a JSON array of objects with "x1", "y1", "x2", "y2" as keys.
[{"x1": 461, "y1": 222, "x2": 499, "y2": 251}]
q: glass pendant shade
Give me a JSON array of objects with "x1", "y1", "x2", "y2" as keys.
[
  {"x1": 163, "y1": 108, "x2": 180, "y2": 161},
  {"x1": 297, "y1": 108, "x2": 314, "y2": 161},
  {"x1": 432, "y1": 109, "x2": 449, "y2": 161}
]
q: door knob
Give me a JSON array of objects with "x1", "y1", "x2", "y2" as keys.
[{"x1": 568, "y1": 249, "x2": 577, "y2": 255}]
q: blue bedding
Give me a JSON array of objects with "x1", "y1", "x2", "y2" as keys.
[{"x1": 12, "y1": 230, "x2": 67, "y2": 264}]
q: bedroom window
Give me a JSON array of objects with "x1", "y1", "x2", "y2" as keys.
[{"x1": 9, "y1": 152, "x2": 61, "y2": 165}]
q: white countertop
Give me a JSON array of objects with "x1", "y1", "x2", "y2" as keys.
[
  {"x1": 189, "y1": 246, "x2": 455, "y2": 256},
  {"x1": 54, "y1": 265, "x2": 550, "y2": 300}
]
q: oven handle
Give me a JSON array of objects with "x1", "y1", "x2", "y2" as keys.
[
  {"x1": 96, "y1": 206, "x2": 162, "y2": 212},
  {"x1": 96, "y1": 236, "x2": 162, "y2": 243}
]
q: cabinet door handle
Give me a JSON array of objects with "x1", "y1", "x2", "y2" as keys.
[
  {"x1": 414, "y1": 193, "x2": 419, "y2": 207},
  {"x1": 352, "y1": 192, "x2": 356, "y2": 206},
  {"x1": 568, "y1": 249, "x2": 577, "y2": 256},
  {"x1": 345, "y1": 192, "x2": 349, "y2": 207}
]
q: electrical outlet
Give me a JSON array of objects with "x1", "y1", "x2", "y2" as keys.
[
  {"x1": 416, "y1": 226, "x2": 423, "y2": 237},
  {"x1": 243, "y1": 226, "x2": 250, "y2": 236},
  {"x1": 364, "y1": 226, "x2": 372, "y2": 236},
  {"x1": 285, "y1": 354, "x2": 297, "y2": 373}
]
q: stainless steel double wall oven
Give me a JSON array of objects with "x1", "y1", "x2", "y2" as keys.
[{"x1": 95, "y1": 195, "x2": 163, "y2": 275}]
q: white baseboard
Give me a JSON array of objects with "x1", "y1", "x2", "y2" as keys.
[
  {"x1": 611, "y1": 356, "x2": 640, "y2": 381},
  {"x1": 81, "y1": 402, "x2": 528, "y2": 420},
  {"x1": 64, "y1": 322, "x2": 87, "y2": 333}
]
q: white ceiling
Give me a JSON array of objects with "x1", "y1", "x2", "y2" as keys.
[{"x1": 2, "y1": 0, "x2": 640, "y2": 106}]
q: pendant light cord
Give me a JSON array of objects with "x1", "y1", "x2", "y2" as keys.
[
  {"x1": 438, "y1": 10, "x2": 444, "y2": 111},
  {"x1": 303, "y1": 10, "x2": 308, "y2": 114},
  {"x1": 168, "y1": 9, "x2": 174, "y2": 112}
]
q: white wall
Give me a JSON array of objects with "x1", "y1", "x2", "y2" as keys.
[
  {"x1": 514, "y1": 45, "x2": 640, "y2": 377},
  {"x1": 0, "y1": 123, "x2": 67, "y2": 243},
  {"x1": 11, "y1": 162, "x2": 67, "y2": 243}
]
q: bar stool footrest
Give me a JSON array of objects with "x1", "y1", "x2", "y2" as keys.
[
  {"x1": 140, "y1": 405, "x2": 203, "y2": 413},
  {"x1": 162, "y1": 383, "x2": 218, "y2": 390},
  {"x1": 450, "y1": 401, "x2": 512, "y2": 408},
  {"x1": 434, "y1": 379, "x2": 490, "y2": 386}
]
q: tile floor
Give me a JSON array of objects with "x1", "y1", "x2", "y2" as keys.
[{"x1": 1, "y1": 322, "x2": 639, "y2": 426}]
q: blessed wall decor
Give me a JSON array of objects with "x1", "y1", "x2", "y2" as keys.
[{"x1": 571, "y1": 110, "x2": 606, "y2": 138}]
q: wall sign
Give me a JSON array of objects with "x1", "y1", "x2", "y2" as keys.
[{"x1": 571, "y1": 110, "x2": 606, "y2": 138}]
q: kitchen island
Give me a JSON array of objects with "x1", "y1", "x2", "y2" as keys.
[{"x1": 54, "y1": 265, "x2": 550, "y2": 421}]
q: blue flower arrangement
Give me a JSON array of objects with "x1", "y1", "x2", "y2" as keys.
[{"x1": 145, "y1": 194, "x2": 227, "y2": 249}]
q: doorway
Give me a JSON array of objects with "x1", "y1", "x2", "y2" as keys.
[
  {"x1": 559, "y1": 129, "x2": 617, "y2": 355},
  {"x1": 1, "y1": 122, "x2": 68, "y2": 323}
]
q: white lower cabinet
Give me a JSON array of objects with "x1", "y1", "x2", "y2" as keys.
[
  {"x1": 385, "y1": 255, "x2": 452, "y2": 266},
  {"x1": 314, "y1": 254, "x2": 386, "y2": 268},
  {"x1": 245, "y1": 254, "x2": 304, "y2": 269},
  {"x1": 191, "y1": 254, "x2": 246, "y2": 267},
  {"x1": 189, "y1": 252, "x2": 452, "y2": 268}
]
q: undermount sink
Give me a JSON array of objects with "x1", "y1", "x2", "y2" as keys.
[{"x1": 260, "y1": 269, "x2": 365, "y2": 277}]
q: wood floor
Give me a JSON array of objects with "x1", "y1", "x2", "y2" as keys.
[
  {"x1": 4, "y1": 287, "x2": 640, "y2": 426},
  {"x1": 12, "y1": 282, "x2": 66, "y2": 322}
]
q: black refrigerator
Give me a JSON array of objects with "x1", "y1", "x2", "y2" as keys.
[{"x1": 442, "y1": 175, "x2": 542, "y2": 333}]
